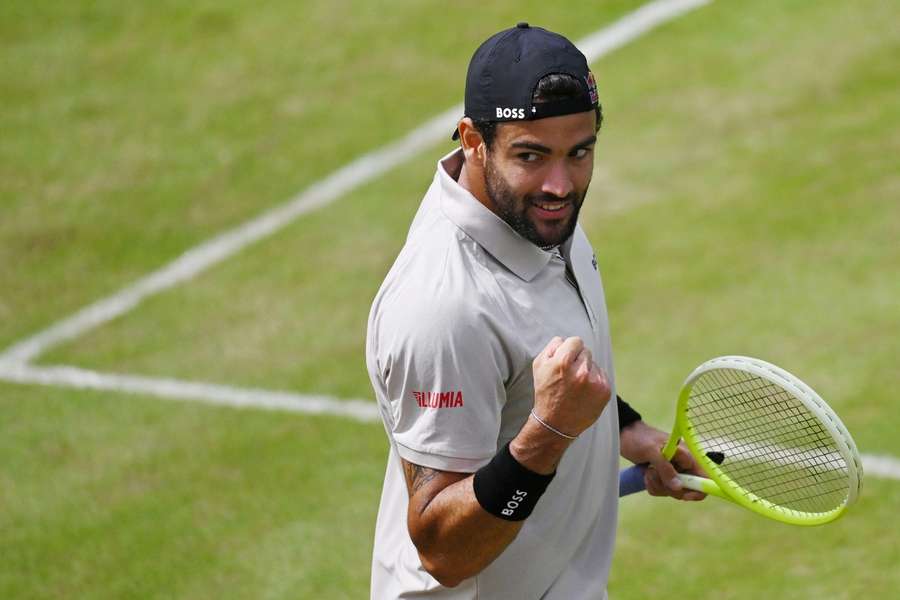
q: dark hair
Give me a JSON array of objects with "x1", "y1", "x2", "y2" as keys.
[{"x1": 472, "y1": 72, "x2": 603, "y2": 149}]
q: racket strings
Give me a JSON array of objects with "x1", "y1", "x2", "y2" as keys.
[
  {"x1": 692, "y1": 372, "x2": 848, "y2": 512},
  {"x1": 691, "y1": 374, "x2": 833, "y2": 455},
  {"x1": 690, "y1": 390, "x2": 826, "y2": 457},
  {"x1": 693, "y1": 373, "x2": 848, "y2": 507},
  {"x1": 686, "y1": 368, "x2": 849, "y2": 514}
]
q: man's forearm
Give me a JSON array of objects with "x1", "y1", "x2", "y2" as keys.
[
  {"x1": 407, "y1": 473, "x2": 522, "y2": 588},
  {"x1": 404, "y1": 420, "x2": 572, "y2": 587}
]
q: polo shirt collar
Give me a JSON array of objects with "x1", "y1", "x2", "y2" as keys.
[{"x1": 437, "y1": 149, "x2": 553, "y2": 282}]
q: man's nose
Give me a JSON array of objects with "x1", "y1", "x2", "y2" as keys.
[{"x1": 541, "y1": 161, "x2": 575, "y2": 199}]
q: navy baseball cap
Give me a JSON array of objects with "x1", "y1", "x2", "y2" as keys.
[{"x1": 452, "y1": 22, "x2": 599, "y2": 140}]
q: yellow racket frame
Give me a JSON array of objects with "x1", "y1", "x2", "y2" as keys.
[{"x1": 660, "y1": 356, "x2": 863, "y2": 526}]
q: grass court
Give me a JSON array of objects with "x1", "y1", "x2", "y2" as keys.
[{"x1": 1, "y1": 1, "x2": 898, "y2": 597}]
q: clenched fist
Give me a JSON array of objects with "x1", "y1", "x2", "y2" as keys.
[{"x1": 531, "y1": 336, "x2": 611, "y2": 438}]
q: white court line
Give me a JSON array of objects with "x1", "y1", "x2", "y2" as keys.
[
  {"x1": 0, "y1": 362, "x2": 379, "y2": 422},
  {"x1": 2, "y1": 361, "x2": 898, "y2": 481},
  {"x1": 0, "y1": 0, "x2": 712, "y2": 367},
  {"x1": 861, "y1": 454, "x2": 900, "y2": 481}
]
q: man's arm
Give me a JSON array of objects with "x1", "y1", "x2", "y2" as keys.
[
  {"x1": 400, "y1": 417, "x2": 568, "y2": 587},
  {"x1": 400, "y1": 336, "x2": 610, "y2": 588}
]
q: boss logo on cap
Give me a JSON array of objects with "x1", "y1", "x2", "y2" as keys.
[{"x1": 496, "y1": 107, "x2": 527, "y2": 119}]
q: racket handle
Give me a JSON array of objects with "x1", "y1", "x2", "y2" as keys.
[
  {"x1": 618, "y1": 464, "x2": 647, "y2": 496},
  {"x1": 619, "y1": 465, "x2": 727, "y2": 499}
]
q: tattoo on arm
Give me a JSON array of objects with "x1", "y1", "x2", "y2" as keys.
[{"x1": 403, "y1": 462, "x2": 442, "y2": 496}]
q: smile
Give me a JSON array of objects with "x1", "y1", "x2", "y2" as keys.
[{"x1": 533, "y1": 200, "x2": 569, "y2": 212}]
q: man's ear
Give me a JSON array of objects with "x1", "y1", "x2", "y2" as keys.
[{"x1": 457, "y1": 118, "x2": 487, "y2": 168}]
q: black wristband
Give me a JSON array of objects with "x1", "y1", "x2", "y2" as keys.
[
  {"x1": 617, "y1": 395, "x2": 642, "y2": 431},
  {"x1": 473, "y1": 442, "x2": 555, "y2": 521}
]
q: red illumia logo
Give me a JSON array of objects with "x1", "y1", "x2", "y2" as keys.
[{"x1": 413, "y1": 390, "x2": 464, "y2": 408}]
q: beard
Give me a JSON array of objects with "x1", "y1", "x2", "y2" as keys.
[{"x1": 483, "y1": 156, "x2": 586, "y2": 248}]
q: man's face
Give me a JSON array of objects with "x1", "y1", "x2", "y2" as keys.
[{"x1": 482, "y1": 111, "x2": 597, "y2": 248}]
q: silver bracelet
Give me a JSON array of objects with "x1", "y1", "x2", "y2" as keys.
[{"x1": 529, "y1": 409, "x2": 578, "y2": 440}]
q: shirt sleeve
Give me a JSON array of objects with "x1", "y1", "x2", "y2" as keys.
[{"x1": 373, "y1": 298, "x2": 509, "y2": 473}]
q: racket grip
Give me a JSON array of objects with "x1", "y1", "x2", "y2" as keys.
[{"x1": 618, "y1": 464, "x2": 647, "y2": 497}]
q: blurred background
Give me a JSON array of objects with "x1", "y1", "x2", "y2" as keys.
[{"x1": 1, "y1": 0, "x2": 898, "y2": 598}]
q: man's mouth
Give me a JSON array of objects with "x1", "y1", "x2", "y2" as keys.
[
  {"x1": 530, "y1": 198, "x2": 574, "y2": 221},
  {"x1": 533, "y1": 199, "x2": 569, "y2": 212}
]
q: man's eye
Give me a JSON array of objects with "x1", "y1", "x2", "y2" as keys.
[
  {"x1": 518, "y1": 152, "x2": 540, "y2": 163},
  {"x1": 572, "y1": 147, "x2": 592, "y2": 159}
]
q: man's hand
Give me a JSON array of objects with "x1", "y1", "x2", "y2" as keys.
[
  {"x1": 509, "y1": 336, "x2": 610, "y2": 476},
  {"x1": 619, "y1": 420, "x2": 707, "y2": 501},
  {"x1": 531, "y1": 336, "x2": 612, "y2": 437}
]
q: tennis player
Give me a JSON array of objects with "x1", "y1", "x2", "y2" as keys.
[{"x1": 366, "y1": 23, "x2": 705, "y2": 599}]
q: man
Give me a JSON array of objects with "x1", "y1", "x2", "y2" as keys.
[{"x1": 366, "y1": 23, "x2": 704, "y2": 599}]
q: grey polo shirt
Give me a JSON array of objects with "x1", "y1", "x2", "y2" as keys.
[{"x1": 366, "y1": 149, "x2": 619, "y2": 599}]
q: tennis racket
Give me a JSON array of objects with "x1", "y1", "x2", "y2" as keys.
[{"x1": 617, "y1": 356, "x2": 863, "y2": 526}]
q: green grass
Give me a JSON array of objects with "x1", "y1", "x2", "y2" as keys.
[
  {"x1": 2, "y1": 0, "x2": 899, "y2": 598},
  {"x1": 0, "y1": 0, "x2": 642, "y2": 351},
  {"x1": 43, "y1": 0, "x2": 900, "y2": 448},
  {"x1": 587, "y1": 0, "x2": 900, "y2": 461},
  {"x1": 0, "y1": 382, "x2": 386, "y2": 599},
  {"x1": 614, "y1": 477, "x2": 900, "y2": 598}
]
